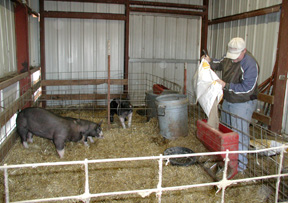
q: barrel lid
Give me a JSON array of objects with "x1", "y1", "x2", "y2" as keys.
[
  {"x1": 156, "y1": 94, "x2": 186, "y2": 101},
  {"x1": 156, "y1": 94, "x2": 188, "y2": 105}
]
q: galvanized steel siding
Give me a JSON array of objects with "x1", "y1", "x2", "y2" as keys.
[
  {"x1": 129, "y1": 14, "x2": 201, "y2": 96},
  {"x1": 128, "y1": 0, "x2": 203, "y2": 99},
  {"x1": 44, "y1": 1, "x2": 203, "y2": 100},
  {"x1": 0, "y1": 0, "x2": 18, "y2": 125},
  {"x1": 28, "y1": 0, "x2": 40, "y2": 67},
  {"x1": 208, "y1": 0, "x2": 287, "y2": 134},
  {"x1": 209, "y1": 0, "x2": 282, "y2": 19},
  {"x1": 207, "y1": 0, "x2": 281, "y2": 84},
  {"x1": 44, "y1": 1, "x2": 125, "y2": 101},
  {"x1": 44, "y1": 1, "x2": 125, "y2": 79},
  {"x1": 0, "y1": 0, "x2": 16, "y2": 78}
]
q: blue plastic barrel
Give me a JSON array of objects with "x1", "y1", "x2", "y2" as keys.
[{"x1": 156, "y1": 94, "x2": 188, "y2": 139}]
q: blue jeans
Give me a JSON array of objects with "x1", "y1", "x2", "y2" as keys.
[{"x1": 221, "y1": 99, "x2": 257, "y2": 171}]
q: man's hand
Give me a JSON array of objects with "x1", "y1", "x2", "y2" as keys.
[
  {"x1": 201, "y1": 55, "x2": 211, "y2": 63},
  {"x1": 216, "y1": 79, "x2": 226, "y2": 89}
]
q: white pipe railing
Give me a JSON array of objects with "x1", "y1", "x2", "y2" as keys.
[
  {"x1": 219, "y1": 150, "x2": 230, "y2": 203},
  {"x1": 157, "y1": 154, "x2": 163, "y2": 203},
  {"x1": 4, "y1": 165, "x2": 9, "y2": 203},
  {"x1": 0, "y1": 145, "x2": 287, "y2": 203},
  {"x1": 275, "y1": 146, "x2": 285, "y2": 202},
  {"x1": 84, "y1": 159, "x2": 90, "y2": 203}
]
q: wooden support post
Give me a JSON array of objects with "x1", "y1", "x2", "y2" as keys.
[
  {"x1": 200, "y1": 0, "x2": 209, "y2": 56},
  {"x1": 14, "y1": 3, "x2": 31, "y2": 108},
  {"x1": 271, "y1": 0, "x2": 288, "y2": 133}
]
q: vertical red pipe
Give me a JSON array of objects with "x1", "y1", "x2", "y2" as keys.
[
  {"x1": 200, "y1": 0, "x2": 209, "y2": 55},
  {"x1": 39, "y1": 0, "x2": 46, "y2": 108},
  {"x1": 124, "y1": 1, "x2": 130, "y2": 93},
  {"x1": 184, "y1": 63, "x2": 187, "y2": 95},
  {"x1": 107, "y1": 41, "x2": 111, "y2": 128},
  {"x1": 14, "y1": 3, "x2": 31, "y2": 108}
]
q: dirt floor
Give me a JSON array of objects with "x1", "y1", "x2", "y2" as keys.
[{"x1": 0, "y1": 108, "x2": 275, "y2": 202}]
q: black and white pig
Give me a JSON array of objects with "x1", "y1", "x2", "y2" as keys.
[
  {"x1": 110, "y1": 98, "x2": 133, "y2": 129},
  {"x1": 16, "y1": 107, "x2": 103, "y2": 158}
]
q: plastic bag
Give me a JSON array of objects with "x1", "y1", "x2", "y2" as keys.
[{"x1": 194, "y1": 59, "x2": 223, "y2": 117}]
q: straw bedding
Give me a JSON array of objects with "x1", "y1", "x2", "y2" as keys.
[{"x1": 0, "y1": 108, "x2": 272, "y2": 202}]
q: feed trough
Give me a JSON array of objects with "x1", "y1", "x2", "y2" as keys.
[{"x1": 197, "y1": 119, "x2": 239, "y2": 180}]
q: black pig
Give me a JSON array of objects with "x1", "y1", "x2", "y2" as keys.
[
  {"x1": 64, "y1": 116, "x2": 97, "y2": 144},
  {"x1": 110, "y1": 98, "x2": 133, "y2": 129},
  {"x1": 16, "y1": 107, "x2": 103, "y2": 158}
]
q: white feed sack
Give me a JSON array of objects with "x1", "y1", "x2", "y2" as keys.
[{"x1": 193, "y1": 59, "x2": 223, "y2": 125}]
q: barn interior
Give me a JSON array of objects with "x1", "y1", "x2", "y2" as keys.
[{"x1": 0, "y1": 0, "x2": 288, "y2": 202}]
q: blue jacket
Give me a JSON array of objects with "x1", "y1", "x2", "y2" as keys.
[{"x1": 210, "y1": 51, "x2": 259, "y2": 103}]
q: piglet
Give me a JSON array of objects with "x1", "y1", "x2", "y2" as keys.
[
  {"x1": 110, "y1": 98, "x2": 133, "y2": 129},
  {"x1": 16, "y1": 107, "x2": 103, "y2": 158}
]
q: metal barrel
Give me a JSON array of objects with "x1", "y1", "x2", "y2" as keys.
[
  {"x1": 145, "y1": 90, "x2": 178, "y2": 120},
  {"x1": 156, "y1": 94, "x2": 188, "y2": 139}
]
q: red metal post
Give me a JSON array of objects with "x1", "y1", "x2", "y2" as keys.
[
  {"x1": 200, "y1": 0, "x2": 209, "y2": 56},
  {"x1": 184, "y1": 63, "x2": 187, "y2": 95},
  {"x1": 14, "y1": 3, "x2": 31, "y2": 108},
  {"x1": 124, "y1": 0, "x2": 130, "y2": 93},
  {"x1": 40, "y1": 0, "x2": 46, "y2": 108},
  {"x1": 107, "y1": 41, "x2": 111, "y2": 128},
  {"x1": 271, "y1": 0, "x2": 288, "y2": 133}
]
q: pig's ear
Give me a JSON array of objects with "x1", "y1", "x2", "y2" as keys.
[{"x1": 99, "y1": 120, "x2": 103, "y2": 126}]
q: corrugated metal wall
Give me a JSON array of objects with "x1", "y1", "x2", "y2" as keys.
[
  {"x1": 1, "y1": 1, "x2": 287, "y2": 132},
  {"x1": 0, "y1": 0, "x2": 17, "y2": 78},
  {"x1": 0, "y1": 0, "x2": 17, "y2": 140},
  {"x1": 207, "y1": 0, "x2": 288, "y2": 134},
  {"x1": 44, "y1": 1, "x2": 125, "y2": 78},
  {"x1": 128, "y1": 0, "x2": 203, "y2": 97},
  {"x1": 44, "y1": 1, "x2": 125, "y2": 100},
  {"x1": 207, "y1": 0, "x2": 281, "y2": 84},
  {"x1": 129, "y1": 14, "x2": 201, "y2": 97},
  {"x1": 42, "y1": 1, "x2": 286, "y2": 132},
  {"x1": 29, "y1": 0, "x2": 40, "y2": 67},
  {"x1": 43, "y1": 0, "x2": 203, "y2": 102},
  {"x1": 0, "y1": 0, "x2": 40, "y2": 140}
]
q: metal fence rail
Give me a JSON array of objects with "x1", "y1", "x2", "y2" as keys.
[
  {"x1": 1, "y1": 72, "x2": 288, "y2": 201},
  {"x1": 1, "y1": 146, "x2": 288, "y2": 203}
]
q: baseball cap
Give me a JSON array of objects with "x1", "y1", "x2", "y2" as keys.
[{"x1": 226, "y1": 37, "x2": 246, "y2": 59}]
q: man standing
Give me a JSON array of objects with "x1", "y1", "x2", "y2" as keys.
[{"x1": 203, "y1": 37, "x2": 259, "y2": 172}]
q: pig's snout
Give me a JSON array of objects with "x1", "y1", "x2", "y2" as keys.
[{"x1": 98, "y1": 131, "x2": 104, "y2": 139}]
